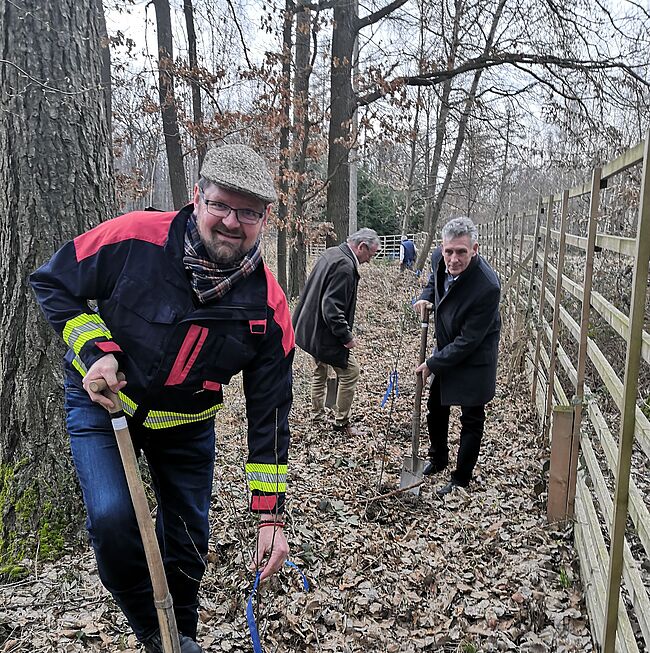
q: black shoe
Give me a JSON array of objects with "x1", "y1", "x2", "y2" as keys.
[
  {"x1": 436, "y1": 480, "x2": 461, "y2": 497},
  {"x1": 422, "y1": 460, "x2": 448, "y2": 476},
  {"x1": 143, "y1": 631, "x2": 203, "y2": 653}
]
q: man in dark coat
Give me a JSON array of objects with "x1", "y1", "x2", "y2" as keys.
[
  {"x1": 415, "y1": 217, "x2": 500, "y2": 496},
  {"x1": 293, "y1": 228, "x2": 380, "y2": 435}
]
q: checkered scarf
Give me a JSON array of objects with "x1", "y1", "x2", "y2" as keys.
[{"x1": 183, "y1": 214, "x2": 262, "y2": 303}]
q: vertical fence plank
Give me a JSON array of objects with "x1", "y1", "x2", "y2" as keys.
[
  {"x1": 603, "y1": 133, "x2": 650, "y2": 651},
  {"x1": 543, "y1": 190, "x2": 570, "y2": 441},
  {"x1": 531, "y1": 195, "x2": 554, "y2": 405},
  {"x1": 568, "y1": 166, "x2": 602, "y2": 518},
  {"x1": 514, "y1": 213, "x2": 525, "y2": 309},
  {"x1": 507, "y1": 212, "x2": 516, "y2": 321},
  {"x1": 525, "y1": 197, "x2": 543, "y2": 321}
]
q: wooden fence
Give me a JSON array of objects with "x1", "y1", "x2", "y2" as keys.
[
  {"x1": 306, "y1": 232, "x2": 429, "y2": 260},
  {"x1": 480, "y1": 133, "x2": 650, "y2": 653}
]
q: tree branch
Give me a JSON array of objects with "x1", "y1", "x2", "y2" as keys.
[
  {"x1": 225, "y1": 0, "x2": 253, "y2": 70},
  {"x1": 356, "y1": 0, "x2": 408, "y2": 31},
  {"x1": 356, "y1": 52, "x2": 650, "y2": 107}
]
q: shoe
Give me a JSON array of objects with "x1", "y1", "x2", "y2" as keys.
[
  {"x1": 143, "y1": 631, "x2": 203, "y2": 653},
  {"x1": 332, "y1": 422, "x2": 362, "y2": 437},
  {"x1": 436, "y1": 480, "x2": 461, "y2": 497},
  {"x1": 422, "y1": 460, "x2": 448, "y2": 476}
]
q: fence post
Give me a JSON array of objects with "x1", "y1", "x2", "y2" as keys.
[
  {"x1": 568, "y1": 166, "x2": 602, "y2": 518},
  {"x1": 547, "y1": 405, "x2": 576, "y2": 523},
  {"x1": 603, "y1": 132, "x2": 650, "y2": 652},
  {"x1": 531, "y1": 195, "x2": 554, "y2": 407},
  {"x1": 543, "y1": 189, "x2": 569, "y2": 441}
]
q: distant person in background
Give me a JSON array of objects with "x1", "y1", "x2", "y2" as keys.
[
  {"x1": 293, "y1": 228, "x2": 380, "y2": 435},
  {"x1": 400, "y1": 235, "x2": 416, "y2": 272},
  {"x1": 414, "y1": 217, "x2": 501, "y2": 497}
]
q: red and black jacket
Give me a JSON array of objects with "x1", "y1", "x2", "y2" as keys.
[{"x1": 30, "y1": 205, "x2": 294, "y2": 513}]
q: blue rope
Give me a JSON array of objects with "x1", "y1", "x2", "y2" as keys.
[
  {"x1": 380, "y1": 370, "x2": 399, "y2": 407},
  {"x1": 246, "y1": 561, "x2": 310, "y2": 653}
]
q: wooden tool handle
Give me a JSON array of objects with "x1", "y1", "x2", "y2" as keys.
[
  {"x1": 88, "y1": 371, "x2": 126, "y2": 394},
  {"x1": 90, "y1": 373, "x2": 181, "y2": 653},
  {"x1": 411, "y1": 305, "x2": 431, "y2": 459}
]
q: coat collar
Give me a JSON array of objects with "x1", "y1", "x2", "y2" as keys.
[{"x1": 339, "y1": 243, "x2": 361, "y2": 276}]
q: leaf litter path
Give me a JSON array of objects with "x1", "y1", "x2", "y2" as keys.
[{"x1": 0, "y1": 263, "x2": 592, "y2": 652}]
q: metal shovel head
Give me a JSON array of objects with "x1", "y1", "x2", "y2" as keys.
[{"x1": 400, "y1": 455, "x2": 427, "y2": 495}]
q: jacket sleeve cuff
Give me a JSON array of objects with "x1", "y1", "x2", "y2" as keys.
[
  {"x1": 246, "y1": 463, "x2": 287, "y2": 514},
  {"x1": 250, "y1": 492, "x2": 285, "y2": 514},
  {"x1": 79, "y1": 339, "x2": 125, "y2": 372}
]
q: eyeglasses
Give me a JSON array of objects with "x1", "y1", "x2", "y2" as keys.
[{"x1": 199, "y1": 189, "x2": 265, "y2": 225}]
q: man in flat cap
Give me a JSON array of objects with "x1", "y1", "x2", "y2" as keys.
[{"x1": 31, "y1": 144, "x2": 294, "y2": 652}]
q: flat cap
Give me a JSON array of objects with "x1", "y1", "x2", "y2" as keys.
[{"x1": 200, "y1": 144, "x2": 277, "y2": 204}]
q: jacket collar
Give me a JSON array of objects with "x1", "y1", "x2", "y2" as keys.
[{"x1": 339, "y1": 243, "x2": 361, "y2": 276}]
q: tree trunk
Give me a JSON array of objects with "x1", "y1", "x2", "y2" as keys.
[
  {"x1": 183, "y1": 0, "x2": 207, "y2": 170},
  {"x1": 276, "y1": 0, "x2": 293, "y2": 293},
  {"x1": 0, "y1": 0, "x2": 114, "y2": 563},
  {"x1": 326, "y1": 0, "x2": 357, "y2": 244},
  {"x1": 289, "y1": 0, "x2": 312, "y2": 298},
  {"x1": 153, "y1": 0, "x2": 187, "y2": 209}
]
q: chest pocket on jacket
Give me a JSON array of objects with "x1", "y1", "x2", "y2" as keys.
[
  {"x1": 164, "y1": 325, "x2": 257, "y2": 388},
  {"x1": 112, "y1": 275, "x2": 179, "y2": 324}
]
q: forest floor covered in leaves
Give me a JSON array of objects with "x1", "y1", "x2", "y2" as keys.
[{"x1": 1, "y1": 262, "x2": 594, "y2": 652}]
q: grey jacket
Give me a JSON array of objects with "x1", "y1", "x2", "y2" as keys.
[
  {"x1": 292, "y1": 244, "x2": 359, "y2": 368},
  {"x1": 421, "y1": 247, "x2": 501, "y2": 406}
]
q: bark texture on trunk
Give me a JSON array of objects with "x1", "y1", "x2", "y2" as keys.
[{"x1": 0, "y1": 0, "x2": 114, "y2": 563}]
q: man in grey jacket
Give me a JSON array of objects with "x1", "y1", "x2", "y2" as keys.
[{"x1": 293, "y1": 228, "x2": 380, "y2": 435}]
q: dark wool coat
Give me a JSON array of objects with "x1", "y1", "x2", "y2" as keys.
[
  {"x1": 293, "y1": 243, "x2": 359, "y2": 369},
  {"x1": 420, "y1": 247, "x2": 501, "y2": 406}
]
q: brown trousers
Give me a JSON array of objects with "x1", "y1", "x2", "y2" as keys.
[{"x1": 311, "y1": 353, "x2": 360, "y2": 427}]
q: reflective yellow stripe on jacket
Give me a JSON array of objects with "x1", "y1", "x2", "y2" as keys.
[
  {"x1": 142, "y1": 405, "x2": 223, "y2": 429},
  {"x1": 63, "y1": 313, "x2": 113, "y2": 356},
  {"x1": 246, "y1": 463, "x2": 287, "y2": 493},
  {"x1": 69, "y1": 357, "x2": 222, "y2": 429}
]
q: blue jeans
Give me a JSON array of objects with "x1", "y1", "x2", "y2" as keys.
[{"x1": 64, "y1": 382, "x2": 215, "y2": 642}]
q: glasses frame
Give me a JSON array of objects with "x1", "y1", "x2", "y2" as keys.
[{"x1": 198, "y1": 188, "x2": 265, "y2": 225}]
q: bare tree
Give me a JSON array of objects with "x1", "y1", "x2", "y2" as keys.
[
  {"x1": 288, "y1": 0, "x2": 314, "y2": 297},
  {"x1": 276, "y1": 0, "x2": 295, "y2": 292},
  {"x1": 183, "y1": 0, "x2": 207, "y2": 169},
  {"x1": 151, "y1": 0, "x2": 187, "y2": 208},
  {"x1": 326, "y1": 0, "x2": 408, "y2": 244}
]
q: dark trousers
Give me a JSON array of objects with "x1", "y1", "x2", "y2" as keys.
[
  {"x1": 426, "y1": 375, "x2": 485, "y2": 486},
  {"x1": 65, "y1": 382, "x2": 215, "y2": 642}
]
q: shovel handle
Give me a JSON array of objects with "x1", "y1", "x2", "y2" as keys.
[
  {"x1": 412, "y1": 306, "x2": 431, "y2": 459},
  {"x1": 89, "y1": 375, "x2": 181, "y2": 653}
]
